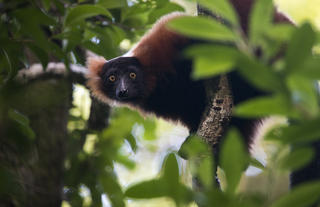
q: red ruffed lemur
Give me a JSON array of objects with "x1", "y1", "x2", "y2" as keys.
[{"x1": 87, "y1": 0, "x2": 320, "y2": 188}]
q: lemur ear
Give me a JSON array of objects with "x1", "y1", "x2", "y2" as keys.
[{"x1": 87, "y1": 56, "x2": 106, "y2": 75}]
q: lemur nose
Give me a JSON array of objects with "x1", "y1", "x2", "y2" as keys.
[{"x1": 118, "y1": 89, "x2": 129, "y2": 99}]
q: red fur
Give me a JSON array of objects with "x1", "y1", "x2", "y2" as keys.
[
  {"x1": 130, "y1": 12, "x2": 189, "y2": 72},
  {"x1": 128, "y1": 12, "x2": 190, "y2": 94},
  {"x1": 86, "y1": 56, "x2": 113, "y2": 104},
  {"x1": 87, "y1": 3, "x2": 291, "y2": 108},
  {"x1": 87, "y1": 56, "x2": 106, "y2": 76}
]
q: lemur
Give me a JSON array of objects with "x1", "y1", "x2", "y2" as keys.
[{"x1": 87, "y1": 0, "x2": 320, "y2": 188}]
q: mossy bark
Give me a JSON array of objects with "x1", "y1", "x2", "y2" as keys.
[{"x1": 0, "y1": 77, "x2": 72, "y2": 207}]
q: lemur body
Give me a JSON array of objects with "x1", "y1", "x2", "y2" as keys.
[
  {"x1": 87, "y1": 0, "x2": 319, "y2": 188},
  {"x1": 88, "y1": 12, "x2": 207, "y2": 132}
]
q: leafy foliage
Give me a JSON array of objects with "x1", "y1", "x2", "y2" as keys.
[
  {"x1": 1, "y1": 0, "x2": 320, "y2": 206},
  {"x1": 0, "y1": 0, "x2": 181, "y2": 206},
  {"x1": 166, "y1": 0, "x2": 320, "y2": 206}
]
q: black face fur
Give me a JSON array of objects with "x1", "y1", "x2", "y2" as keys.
[{"x1": 100, "y1": 57, "x2": 145, "y2": 103}]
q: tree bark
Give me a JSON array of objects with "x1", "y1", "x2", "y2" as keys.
[
  {"x1": 0, "y1": 63, "x2": 110, "y2": 206},
  {"x1": 193, "y1": 5, "x2": 234, "y2": 190},
  {"x1": 0, "y1": 75, "x2": 72, "y2": 206},
  {"x1": 197, "y1": 75, "x2": 233, "y2": 153}
]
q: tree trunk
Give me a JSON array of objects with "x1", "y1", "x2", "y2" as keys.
[
  {"x1": 197, "y1": 75, "x2": 233, "y2": 153},
  {"x1": 0, "y1": 75, "x2": 72, "y2": 207},
  {"x1": 190, "y1": 5, "x2": 235, "y2": 192}
]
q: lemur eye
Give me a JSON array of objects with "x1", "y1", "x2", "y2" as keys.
[
  {"x1": 129, "y1": 72, "x2": 136, "y2": 79},
  {"x1": 109, "y1": 75, "x2": 116, "y2": 82}
]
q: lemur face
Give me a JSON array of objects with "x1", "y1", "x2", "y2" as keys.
[{"x1": 100, "y1": 57, "x2": 144, "y2": 103}]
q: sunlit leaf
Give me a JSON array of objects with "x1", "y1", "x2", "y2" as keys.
[
  {"x1": 292, "y1": 57, "x2": 320, "y2": 80},
  {"x1": 220, "y1": 129, "x2": 248, "y2": 195},
  {"x1": 197, "y1": 0, "x2": 239, "y2": 26},
  {"x1": 116, "y1": 154, "x2": 136, "y2": 169},
  {"x1": 185, "y1": 45, "x2": 239, "y2": 79},
  {"x1": 162, "y1": 153, "x2": 179, "y2": 184},
  {"x1": 143, "y1": 120, "x2": 157, "y2": 140},
  {"x1": 267, "y1": 24, "x2": 295, "y2": 41},
  {"x1": 167, "y1": 16, "x2": 237, "y2": 42},
  {"x1": 235, "y1": 95, "x2": 294, "y2": 118},
  {"x1": 178, "y1": 135, "x2": 211, "y2": 158},
  {"x1": 125, "y1": 179, "x2": 167, "y2": 198},
  {"x1": 249, "y1": 0, "x2": 274, "y2": 44},
  {"x1": 286, "y1": 23, "x2": 316, "y2": 72},
  {"x1": 198, "y1": 156, "x2": 214, "y2": 189}
]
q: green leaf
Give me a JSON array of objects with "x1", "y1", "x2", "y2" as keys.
[
  {"x1": 100, "y1": 173, "x2": 125, "y2": 207},
  {"x1": 14, "y1": 8, "x2": 56, "y2": 25},
  {"x1": 286, "y1": 74, "x2": 319, "y2": 117},
  {"x1": 8, "y1": 109, "x2": 30, "y2": 126},
  {"x1": 275, "y1": 118, "x2": 320, "y2": 144},
  {"x1": 148, "y1": 2, "x2": 184, "y2": 24},
  {"x1": 249, "y1": 0, "x2": 274, "y2": 44},
  {"x1": 185, "y1": 45, "x2": 239, "y2": 79},
  {"x1": 142, "y1": 120, "x2": 157, "y2": 140},
  {"x1": 291, "y1": 57, "x2": 320, "y2": 80},
  {"x1": 0, "y1": 167, "x2": 19, "y2": 195},
  {"x1": 197, "y1": 0, "x2": 239, "y2": 26},
  {"x1": 121, "y1": 4, "x2": 150, "y2": 27},
  {"x1": 167, "y1": 16, "x2": 237, "y2": 42},
  {"x1": 125, "y1": 179, "x2": 167, "y2": 198},
  {"x1": 126, "y1": 134, "x2": 137, "y2": 152},
  {"x1": 42, "y1": 0, "x2": 52, "y2": 11},
  {"x1": 286, "y1": 23, "x2": 316, "y2": 72},
  {"x1": 279, "y1": 147, "x2": 314, "y2": 171},
  {"x1": 178, "y1": 135, "x2": 211, "y2": 158},
  {"x1": 13, "y1": 8, "x2": 56, "y2": 51},
  {"x1": 0, "y1": 49, "x2": 14, "y2": 81},
  {"x1": 107, "y1": 26, "x2": 126, "y2": 45},
  {"x1": 250, "y1": 158, "x2": 265, "y2": 170},
  {"x1": 82, "y1": 26, "x2": 117, "y2": 58},
  {"x1": 156, "y1": 0, "x2": 170, "y2": 7},
  {"x1": 162, "y1": 153, "x2": 179, "y2": 184},
  {"x1": 193, "y1": 57, "x2": 234, "y2": 79},
  {"x1": 198, "y1": 156, "x2": 214, "y2": 189},
  {"x1": 270, "y1": 181, "x2": 320, "y2": 207},
  {"x1": 65, "y1": 5, "x2": 112, "y2": 27},
  {"x1": 237, "y1": 55, "x2": 285, "y2": 92},
  {"x1": 267, "y1": 24, "x2": 295, "y2": 41},
  {"x1": 220, "y1": 129, "x2": 248, "y2": 195},
  {"x1": 8, "y1": 109, "x2": 35, "y2": 140},
  {"x1": 27, "y1": 44, "x2": 49, "y2": 69},
  {"x1": 97, "y1": 0, "x2": 127, "y2": 8},
  {"x1": 235, "y1": 95, "x2": 294, "y2": 118},
  {"x1": 116, "y1": 154, "x2": 135, "y2": 169}
]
